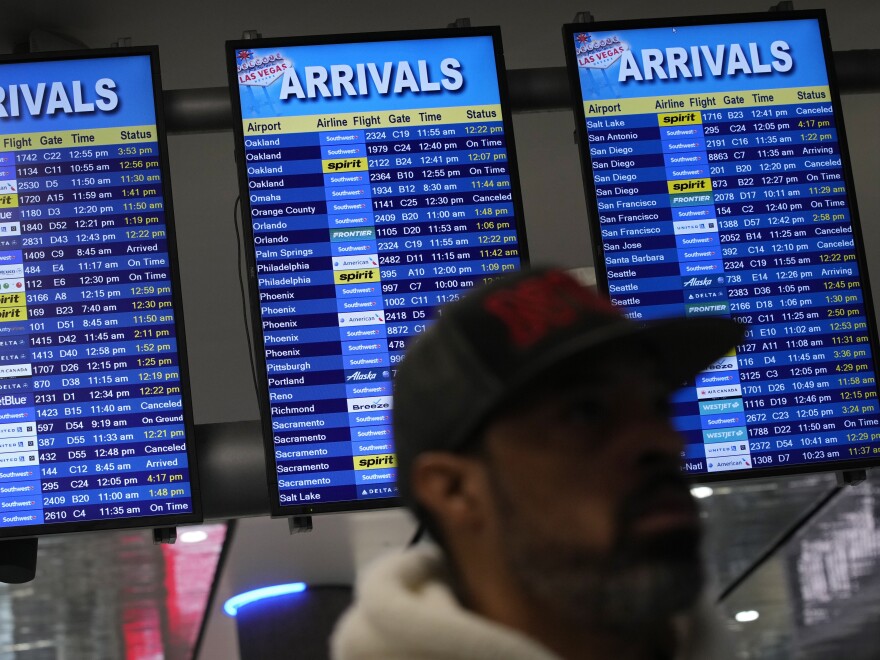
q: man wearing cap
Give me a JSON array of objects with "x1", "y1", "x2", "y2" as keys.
[{"x1": 332, "y1": 268, "x2": 742, "y2": 660}]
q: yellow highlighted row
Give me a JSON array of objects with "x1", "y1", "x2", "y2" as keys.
[
  {"x1": 584, "y1": 86, "x2": 831, "y2": 118},
  {"x1": 668, "y1": 178, "x2": 712, "y2": 194},
  {"x1": 244, "y1": 105, "x2": 503, "y2": 135},
  {"x1": 0, "y1": 194, "x2": 17, "y2": 209},
  {"x1": 0, "y1": 126, "x2": 157, "y2": 150},
  {"x1": 0, "y1": 305, "x2": 26, "y2": 322},
  {"x1": 658, "y1": 111, "x2": 702, "y2": 127},
  {"x1": 322, "y1": 157, "x2": 367, "y2": 174},
  {"x1": 0, "y1": 293, "x2": 25, "y2": 307},
  {"x1": 334, "y1": 268, "x2": 380, "y2": 285},
  {"x1": 354, "y1": 454, "x2": 397, "y2": 471}
]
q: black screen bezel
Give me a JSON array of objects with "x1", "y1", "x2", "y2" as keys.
[
  {"x1": 562, "y1": 10, "x2": 880, "y2": 482},
  {"x1": 0, "y1": 46, "x2": 203, "y2": 538},
  {"x1": 226, "y1": 27, "x2": 531, "y2": 515}
]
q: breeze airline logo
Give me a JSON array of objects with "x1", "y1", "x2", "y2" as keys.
[
  {"x1": 575, "y1": 33, "x2": 629, "y2": 70},
  {"x1": 347, "y1": 396, "x2": 392, "y2": 413}
]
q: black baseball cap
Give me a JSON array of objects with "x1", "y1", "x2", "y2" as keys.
[{"x1": 393, "y1": 268, "x2": 745, "y2": 490}]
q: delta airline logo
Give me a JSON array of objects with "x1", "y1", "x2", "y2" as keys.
[
  {"x1": 237, "y1": 50, "x2": 292, "y2": 87},
  {"x1": 575, "y1": 33, "x2": 630, "y2": 70}
]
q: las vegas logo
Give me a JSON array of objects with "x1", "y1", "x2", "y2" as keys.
[
  {"x1": 575, "y1": 33, "x2": 629, "y2": 70},
  {"x1": 237, "y1": 50, "x2": 291, "y2": 87}
]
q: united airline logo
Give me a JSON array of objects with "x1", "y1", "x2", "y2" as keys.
[{"x1": 575, "y1": 33, "x2": 629, "y2": 70}]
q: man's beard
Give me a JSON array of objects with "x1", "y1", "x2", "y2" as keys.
[{"x1": 489, "y1": 471, "x2": 705, "y2": 631}]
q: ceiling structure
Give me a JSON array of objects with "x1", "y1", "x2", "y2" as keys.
[{"x1": 0, "y1": 1, "x2": 875, "y2": 658}]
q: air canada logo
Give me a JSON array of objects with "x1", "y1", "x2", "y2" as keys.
[
  {"x1": 575, "y1": 33, "x2": 629, "y2": 70},
  {"x1": 237, "y1": 50, "x2": 292, "y2": 87}
]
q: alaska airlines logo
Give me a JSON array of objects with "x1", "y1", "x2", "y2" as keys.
[
  {"x1": 346, "y1": 370, "x2": 378, "y2": 382},
  {"x1": 575, "y1": 33, "x2": 629, "y2": 70}
]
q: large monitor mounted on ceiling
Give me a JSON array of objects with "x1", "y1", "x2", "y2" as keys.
[
  {"x1": 226, "y1": 28, "x2": 529, "y2": 515},
  {"x1": 0, "y1": 47, "x2": 201, "y2": 537},
  {"x1": 563, "y1": 10, "x2": 880, "y2": 480}
]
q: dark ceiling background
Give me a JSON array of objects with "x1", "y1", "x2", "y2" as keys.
[{"x1": 0, "y1": 2, "x2": 875, "y2": 658}]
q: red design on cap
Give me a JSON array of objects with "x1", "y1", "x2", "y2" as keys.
[{"x1": 483, "y1": 270, "x2": 619, "y2": 348}]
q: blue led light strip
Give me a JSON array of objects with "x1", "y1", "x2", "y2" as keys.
[{"x1": 223, "y1": 582, "x2": 307, "y2": 616}]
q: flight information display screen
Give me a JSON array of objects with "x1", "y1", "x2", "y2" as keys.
[
  {"x1": 564, "y1": 12, "x2": 880, "y2": 479},
  {"x1": 0, "y1": 49, "x2": 199, "y2": 536},
  {"x1": 227, "y1": 28, "x2": 528, "y2": 514}
]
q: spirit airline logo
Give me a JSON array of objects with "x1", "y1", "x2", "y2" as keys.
[{"x1": 482, "y1": 271, "x2": 618, "y2": 348}]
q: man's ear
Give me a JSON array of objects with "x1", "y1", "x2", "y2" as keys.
[{"x1": 410, "y1": 451, "x2": 491, "y2": 532}]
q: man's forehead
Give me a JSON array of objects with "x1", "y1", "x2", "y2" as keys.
[
  {"x1": 503, "y1": 351, "x2": 670, "y2": 411},
  {"x1": 547, "y1": 348, "x2": 665, "y2": 386}
]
